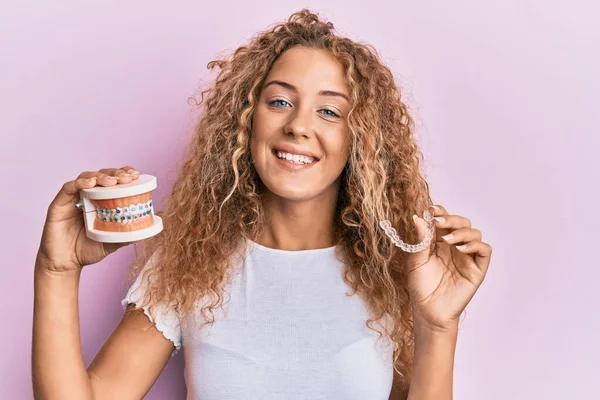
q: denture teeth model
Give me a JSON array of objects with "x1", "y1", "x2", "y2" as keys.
[
  {"x1": 93, "y1": 194, "x2": 154, "y2": 232},
  {"x1": 76, "y1": 174, "x2": 164, "y2": 243}
]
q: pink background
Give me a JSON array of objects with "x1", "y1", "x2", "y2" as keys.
[{"x1": 1, "y1": 1, "x2": 597, "y2": 399}]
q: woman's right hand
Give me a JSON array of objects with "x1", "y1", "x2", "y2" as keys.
[{"x1": 36, "y1": 166, "x2": 142, "y2": 275}]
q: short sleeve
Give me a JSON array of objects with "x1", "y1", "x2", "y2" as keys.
[{"x1": 121, "y1": 251, "x2": 182, "y2": 354}]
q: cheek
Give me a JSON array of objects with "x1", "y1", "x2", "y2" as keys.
[
  {"x1": 249, "y1": 130, "x2": 272, "y2": 173},
  {"x1": 250, "y1": 111, "x2": 266, "y2": 151},
  {"x1": 252, "y1": 104, "x2": 276, "y2": 131},
  {"x1": 250, "y1": 107, "x2": 279, "y2": 148},
  {"x1": 323, "y1": 130, "x2": 350, "y2": 162}
]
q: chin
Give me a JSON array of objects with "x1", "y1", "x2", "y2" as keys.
[{"x1": 263, "y1": 180, "x2": 320, "y2": 201}]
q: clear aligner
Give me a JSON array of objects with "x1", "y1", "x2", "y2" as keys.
[
  {"x1": 96, "y1": 200, "x2": 154, "y2": 224},
  {"x1": 379, "y1": 210, "x2": 435, "y2": 253}
]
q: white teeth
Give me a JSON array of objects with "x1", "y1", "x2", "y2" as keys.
[
  {"x1": 96, "y1": 200, "x2": 154, "y2": 223},
  {"x1": 276, "y1": 151, "x2": 315, "y2": 164}
]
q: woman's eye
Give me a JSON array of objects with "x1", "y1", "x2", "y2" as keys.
[
  {"x1": 269, "y1": 99, "x2": 291, "y2": 108},
  {"x1": 319, "y1": 109, "x2": 340, "y2": 118}
]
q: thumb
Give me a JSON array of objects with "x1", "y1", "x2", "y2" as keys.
[
  {"x1": 412, "y1": 213, "x2": 429, "y2": 241},
  {"x1": 407, "y1": 213, "x2": 431, "y2": 264}
]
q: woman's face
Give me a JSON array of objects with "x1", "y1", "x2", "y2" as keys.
[{"x1": 250, "y1": 46, "x2": 351, "y2": 202}]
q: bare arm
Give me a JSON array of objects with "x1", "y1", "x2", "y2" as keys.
[
  {"x1": 387, "y1": 322, "x2": 458, "y2": 400},
  {"x1": 406, "y1": 322, "x2": 458, "y2": 400},
  {"x1": 32, "y1": 259, "x2": 175, "y2": 400}
]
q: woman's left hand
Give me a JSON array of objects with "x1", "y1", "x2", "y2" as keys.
[{"x1": 405, "y1": 205, "x2": 493, "y2": 332}]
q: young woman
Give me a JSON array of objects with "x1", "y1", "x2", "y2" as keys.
[{"x1": 32, "y1": 9, "x2": 492, "y2": 400}]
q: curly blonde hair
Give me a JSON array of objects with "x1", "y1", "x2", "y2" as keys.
[{"x1": 130, "y1": 8, "x2": 433, "y2": 390}]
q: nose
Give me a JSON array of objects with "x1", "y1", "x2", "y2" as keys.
[{"x1": 284, "y1": 106, "x2": 313, "y2": 139}]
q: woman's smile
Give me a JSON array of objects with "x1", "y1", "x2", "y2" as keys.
[{"x1": 272, "y1": 148, "x2": 320, "y2": 172}]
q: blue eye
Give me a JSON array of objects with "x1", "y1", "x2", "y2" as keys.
[
  {"x1": 320, "y1": 109, "x2": 340, "y2": 118},
  {"x1": 269, "y1": 99, "x2": 291, "y2": 108}
]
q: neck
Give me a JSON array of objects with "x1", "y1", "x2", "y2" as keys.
[{"x1": 257, "y1": 182, "x2": 341, "y2": 251}]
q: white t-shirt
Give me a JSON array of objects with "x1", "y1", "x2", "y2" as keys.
[{"x1": 122, "y1": 239, "x2": 395, "y2": 399}]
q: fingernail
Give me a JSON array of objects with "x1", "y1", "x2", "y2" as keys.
[
  {"x1": 412, "y1": 214, "x2": 418, "y2": 223},
  {"x1": 107, "y1": 176, "x2": 117, "y2": 180},
  {"x1": 85, "y1": 177, "x2": 96, "y2": 182},
  {"x1": 456, "y1": 244, "x2": 467, "y2": 250},
  {"x1": 127, "y1": 169, "x2": 139, "y2": 174},
  {"x1": 119, "y1": 172, "x2": 132, "y2": 177},
  {"x1": 431, "y1": 205, "x2": 440, "y2": 211},
  {"x1": 434, "y1": 217, "x2": 445, "y2": 223},
  {"x1": 442, "y1": 233, "x2": 453, "y2": 241}
]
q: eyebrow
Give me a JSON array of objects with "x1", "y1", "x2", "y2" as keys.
[{"x1": 262, "y1": 80, "x2": 349, "y2": 102}]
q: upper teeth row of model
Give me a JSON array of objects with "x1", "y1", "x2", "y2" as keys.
[
  {"x1": 276, "y1": 151, "x2": 315, "y2": 164},
  {"x1": 96, "y1": 200, "x2": 153, "y2": 223}
]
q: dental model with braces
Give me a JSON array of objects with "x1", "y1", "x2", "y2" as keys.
[
  {"x1": 76, "y1": 174, "x2": 164, "y2": 243},
  {"x1": 96, "y1": 200, "x2": 154, "y2": 224},
  {"x1": 379, "y1": 209, "x2": 435, "y2": 253}
]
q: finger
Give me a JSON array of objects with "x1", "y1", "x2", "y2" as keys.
[
  {"x1": 95, "y1": 173, "x2": 120, "y2": 187},
  {"x1": 430, "y1": 204, "x2": 449, "y2": 216},
  {"x1": 120, "y1": 165, "x2": 140, "y2": 175},
  {"x1": 440, "y1": 228, "x2": 482, "y2": 244},
  {"x1": 76, "y1": 168, "x2": 139, "y2": 180},
  {"x1": 428, "y1": 205, "x2": 452, "y2": 240},
  {"x1": 76, "y1": 170, "x2": 101, "y2": 179},
  {"x1": 51, "y1": 176, "x2": 98, "y2": 208},
  {"x1": 454, "y1": 241, "x2": 493, "y2": 273},
  {"x1": 412, "y1": 213, "x2": 428, "y2": 243},
  {"x1": 98, "y1": 167, "x2": 138, "y2": 185},
  {"x1": 74, "y1": 170, "x2": 119, "y2": 187},
  {"x1": 118, "y1": 166, "x2": 140, "y2": 181},
  {"x1": 432, "y1": 213, "x2": 472, "y2": 242},
  {"x1": 98, "y1": 166, "x2": 140, "y2": 177},
  {"x1": 409, "y1": 213, "x2": 434, "y2": 266},
  {"x1": 432, "y1": 214, "x2": 472, "y2": 229}
]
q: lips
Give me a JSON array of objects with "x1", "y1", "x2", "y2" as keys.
[
  {"x1": 272, "y1": 144, "x2": 321, "y2": 161},
  {"x1": 271, "y1": 150, "x2": 320, "y2": 172},
  {"x1": 271, "y1": 148, "x2": 318, "y2": 163}
]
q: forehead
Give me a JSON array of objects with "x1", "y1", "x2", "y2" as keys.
[{"x1": 265, "y1": 46, "x2": 349, "y2": 94}]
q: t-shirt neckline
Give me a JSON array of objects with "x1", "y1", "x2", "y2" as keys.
[{"x1": 247, "y1": 238, "x2": 338, "y2": 255}]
